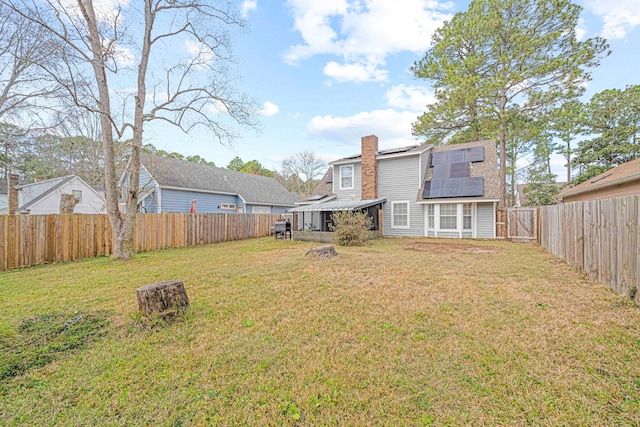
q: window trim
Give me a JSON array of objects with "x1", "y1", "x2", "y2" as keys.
[
  {"x1": 439, "y1": 203, "x2": 457, "y2": 230},
  {"x1": 71, "y1": 190, "x2": 83, "y2": 205},
  {"x1": 339, "y1": 164, "x2": 354, "y2": 190},
  {"x1": 391, "y1": 201, "x2": 410, "y2": 229},
  {"x1": 463, "y1": 203, "x2": 472, "y2": 230},
  {"x1": 425, "y1": 202, "x2": 476, "y2": 237},
  {"x1": 251, "y1": 206, "x2": 271, "y2": 214}
]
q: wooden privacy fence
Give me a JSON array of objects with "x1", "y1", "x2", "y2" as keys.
[
  {"x1": 0, "y1": 213, "x2": 281, "y2": 272},
  {"x1": 539, "y1": 195, "x2": 639, "y2": 301}
]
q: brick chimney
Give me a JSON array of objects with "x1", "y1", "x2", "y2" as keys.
[
  {"x1": 7, "y1": 173, "x2": 18, "y2": 214},
  {"x1": 361, "y1": 135, "x2": 378, "y2": 200}
]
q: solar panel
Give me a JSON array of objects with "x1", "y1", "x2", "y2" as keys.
[
  {"x1": 449, "y1": 162, "x2": 470, "y2": 178},
  {"x1": 440, "y1": 177, "x2": 463, "y2": 197},
  {"x1": 429, "y1": 179, "x2": 443, "y2": 198},
  {"x1": 422, "y1": 181, "x2": 432, "y2": 198},
  {"x1": 325, "y1": 172, "x2": 333, "y2": 183},
  {"x1": 447, "y1": 149, "x2": 466, "y2": 163},
  {"x1": 465, "y1": 147, "x2": 484, "y2": 163},
  {"x1": 432, "y1": 165, "x2": 450, "y2": 180},
  {"x1": 460, "y1": 177, "x2": 484, "y2": 196}
]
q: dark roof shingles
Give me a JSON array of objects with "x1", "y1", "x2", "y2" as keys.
[{"x1": 140, "y1": 153, "x2": 299, "y2": 206}]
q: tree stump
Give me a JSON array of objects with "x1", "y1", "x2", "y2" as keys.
[
  {"x1": 305, "y1": 245, "x2": 338, "y2": 259},
  {"x1": 59, "y1": 194, "x2": 79, "y2": 214},
  {"x1": 136, "y1": 280, "x2": 190, "y2": 315}
]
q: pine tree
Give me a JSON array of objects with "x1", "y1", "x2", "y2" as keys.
[{"x1": 412, "y1": 0, "x2": 609, "y2": 207}]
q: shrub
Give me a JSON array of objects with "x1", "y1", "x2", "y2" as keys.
[{"x1": 329, "y1": 210, "x2": 374, "y2": 246}]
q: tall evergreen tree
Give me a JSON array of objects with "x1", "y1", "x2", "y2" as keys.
[
  {"x1": 548, "y1": 100, "x2": 586, "y2": 183},
  {"x1": 573, "y1": 85, "x2": 640, "y2": 183},
  {"x1": 412, "y1": 0, "x2": 609, "y2": 207}
]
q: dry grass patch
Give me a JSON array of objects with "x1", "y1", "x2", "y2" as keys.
[
  {"x1": 405, "y1": 240, "x2": 501, "y2": 254},
  {"x1": 0, "y1": 237, "x2": 639, "y2": 426}
]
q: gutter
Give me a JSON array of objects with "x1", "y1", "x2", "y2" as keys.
[{"x1": 560, "y1": 172, "x2": 640, "y2": 199}]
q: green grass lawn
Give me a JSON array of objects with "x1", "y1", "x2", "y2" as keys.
[{"x1": 1, "y1": 237, "x2": 639, "y2": 426}]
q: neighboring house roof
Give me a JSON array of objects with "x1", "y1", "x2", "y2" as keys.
[
  {"x1": 140, "y1": 153, "x2": 300, "y2": 206},
  {"x1": 329, "y1": 144, "x2": 430, "y2": 165},
  {"x1": 0, "y1": 177, "x2": 28, "y2": 194},
  {"x1": 296, "y1": 168, "x2": 336, "y2": 205},
  {"x1": 517, "y1": 182, "x2": 567, "y2": 206},
  {"x1": 16, "y1": 176, "x2": 76, "y2": 213},
  {"x1": 418, "y1": 140, "x2": 500, "y2": 203},
  {"x1": 557, "y1": 158, "x2": 640, "y2": 201},
  {"x1": 288, "y1": 198, "x2": 386, "y2": 212}
]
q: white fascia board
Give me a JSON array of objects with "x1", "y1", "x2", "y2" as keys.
[
  {"x1": 329, "y1": 158, "x2": 361, "y2": 166},
  {"x1": 417, "y1": 198, "x2": 500, "y2": 204}
]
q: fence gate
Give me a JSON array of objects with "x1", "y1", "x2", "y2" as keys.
[{"x1": 507, "y1": 207, "x2": 538, "y2": 243}]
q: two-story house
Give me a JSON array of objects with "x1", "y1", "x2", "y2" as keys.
[{"x1": 290, "y1": 135, "x2": 499, "y2": 239}]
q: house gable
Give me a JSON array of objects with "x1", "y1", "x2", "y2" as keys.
[
  {"x1": 132, "y1": 153, "x2": 299, "y2": 214},
  {"x1": 17, "y1": 176, "x2": 105, "y2": 214}
]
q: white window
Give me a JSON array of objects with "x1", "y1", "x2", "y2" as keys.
[
  {"x1": 439, "y1": 203, "x2": 457, "y2": 230},
  {"x1": 220, "y1": 202, "x2": 236, "y2": 210},
  {"x1": 252, "y1": 206, "x2": 270, "y2": 214},
  {"x1": 340, "y1": 165, "x2": 354, "y2": 189},
  {"x1": 463, "y1": 203, "x2": 472, "y2": 230},
  {"x1": 427, "y1": 204, "x2": 435, "y2": 229},
  {"x1": 392, "y1": 201, "x2": 409, "y2": 229},
  {"x1": 72, "y1": 190, "x2": 82, "y2": 204}
]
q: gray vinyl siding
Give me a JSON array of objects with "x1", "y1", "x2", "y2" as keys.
[
  {"x1": 476, "y1": 202, "x2": 495, "y2": 238},
  {"x1": 333, "y1": 163, "x2": 362, "y2": 200},
  {"x1": 462, "y1": 231, "x2": 473, "y2": 238},
  {"x1": 160, "y1": 189, "x2": 241, "y2": 213},
  {"x1": 437, "y1": 231, "x2": 460, "y2": 238},
  {"x1": 378, "y1": 155, "x2": 424, "y2": 237},
  {"x1": 419, "y1": 149, "x2": 430, "y2": 182},
  {"x1": 142, "y1": 191, "x2": 159, "y2": 213},
  {"x1": 139, "y1": 166, "x2": 153, "y2": 189},
  {"x1": 270, "y1": 206, "x2": 289, "y2": 215}
]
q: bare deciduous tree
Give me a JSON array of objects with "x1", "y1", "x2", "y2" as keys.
[
  {"x1": 281, "y1": 151, "x2": 326, "y2": 198},
  {"x1": 5, "y1": 0, "x2": 257, "y2": 259},
  {"x1": 0, "y1": 6, "x2": 63, "y2": 177}
]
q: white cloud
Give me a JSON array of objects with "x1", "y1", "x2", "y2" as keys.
[
  {"x1": 102, "y1": 39, "x2": 136, "y2": 68},
  {"x1": 59, "y1": 0, "x2": 129, "y2": 26},
  {"x1": 575, "y1": 18, "x2": 587, "y2": 41},
  {"x1": 204, "y1": 100, "x2": 230, "y2": 114},
  {"x1": 384, "y1": 84, "x2": 436, "y2": 110},
  {"x1": 241, "y1": 0, "x2": 257, "y2": 19},
  {"x1": 323, "y1": 61, "x2": 387, "y2": 83},
  {"x1": 582, "y1": 0, "x2": 640, "y2": 39},
  {"x1": 185, "y1": 39, "x2": 215, "y2": 68},
  {"x1": 285, "y1": 0, "x2": 453, "y2": 83},
  {"x1": 260, "y1": 101, "x2": 280, "y2": 117},
  {"x1": 307, "y1": 109, "x2": 419, "y2": 147}
]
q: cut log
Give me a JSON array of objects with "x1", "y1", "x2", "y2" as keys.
[
  {"x1": 305, "y1": 245, "x2": 338, "y2": 259},
  {"x1": 136, "y1": 280, "x2": 190, "y2": 315},
  {"x1": 59, "y1": 194, "x2": 79, "y2": 214}
]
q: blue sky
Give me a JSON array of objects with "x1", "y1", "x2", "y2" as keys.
[{"x1": 144, "y1": 0, "x2": 640, "y2": 179}]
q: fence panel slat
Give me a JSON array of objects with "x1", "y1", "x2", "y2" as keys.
[
  {"x1": 0, "y1": 212, "x2": 278, "y2": 272},
  {"x1": 540, "y1": 195, "x2": 638, "y2": 299}
]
